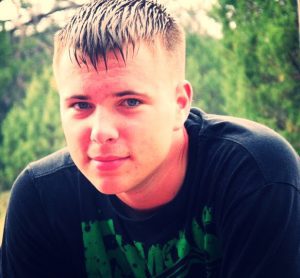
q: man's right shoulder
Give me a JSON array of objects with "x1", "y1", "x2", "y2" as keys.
[
  {"x1": 10, "y1": 148, "x2": 80, "y2": 200},
  {"x1": 27, "y1": 148, "x2": 76, "y2": 179}
]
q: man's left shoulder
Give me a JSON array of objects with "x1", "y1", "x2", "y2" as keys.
[
  {"x1": 187, "y1": 109, "x2": 299, "y2": 186},
  {"x1": 215, "y1": 114, "x2": 299, "y2": 186}
]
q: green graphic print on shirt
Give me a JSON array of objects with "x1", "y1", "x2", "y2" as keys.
[{"x1": 82, "y1": 207, "x2": 221, "y2": 277}]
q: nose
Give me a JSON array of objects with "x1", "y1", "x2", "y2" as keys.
[{"x1": 90, "y1": 108, "x2": 119, "y2": 144}]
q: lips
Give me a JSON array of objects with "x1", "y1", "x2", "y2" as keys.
[{"x1": 90, "y1": 155, "x2": 129, "y2": 171}]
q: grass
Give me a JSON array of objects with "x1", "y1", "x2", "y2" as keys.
[{"x1": 0, "y1": 191, "x2": 10, "y2": 245}]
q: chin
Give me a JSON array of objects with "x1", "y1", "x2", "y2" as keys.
[{"x1": 92, "y1": 181, "x2": 126, "y2": 195}]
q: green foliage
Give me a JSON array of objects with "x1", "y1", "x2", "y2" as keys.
[
  {"x1": 0, "y1": 25, "x2": 54, "y2": 126},
  {"x1": 0, "y1": 68, "x2": 65, "y2": 191},
  {"x1": 0, "y1": 26, "x2": 58, "y2": 190},
  {"x1": 186, "y1": 33, "x2": 224, "y2": 114},
  {"x1": 0, "y1": 26, "x2": 18, "y2": 125},
  {"x1": 212, "y1": 0, "x2": 300, "y2": 152},
  {"x1": 0, "y1": 191, "x2": 10, "y2": 243},
  {"x1": 0, "y1": 26, "x2": 13, "y2": 86}
]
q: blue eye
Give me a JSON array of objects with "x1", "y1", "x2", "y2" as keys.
[
  {"x1": 73, "y1": 102, "x2": 93, "y2": 110},
  {"x1": 123, "y1": 99, "x2": 141, "y2": 107}
]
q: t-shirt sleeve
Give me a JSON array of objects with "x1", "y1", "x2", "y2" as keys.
[
  {"x1": 0, "y1": 168, "x2": 71, "y2": 277},
  {"x1": 219, "y1": 182, "x2": 300, "y2": 278}
]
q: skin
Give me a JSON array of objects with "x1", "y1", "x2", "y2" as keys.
[{"x1": 55, "y1": 41, "x2": 193, "y2": 210}]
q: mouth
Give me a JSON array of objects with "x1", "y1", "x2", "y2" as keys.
[{"x1": 90, "y1": 155, "x2": 129, "y2": 171}]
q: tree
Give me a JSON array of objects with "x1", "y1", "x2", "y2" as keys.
[
  {"x1": 186, "y1": 33, "x2": 224, "y2": 114},
  {"x1": 213, "y1": 0, "x2": 300, "y2": 152},
  {"x1": 0, "y1": 67, "x2": 65, "y2": 191},
  {"x1": 0, "y1": 0, "x2": 83, "y2": 126},
  {"x1": 0, "y1": 25, "x2": 19, "y2": 126}
]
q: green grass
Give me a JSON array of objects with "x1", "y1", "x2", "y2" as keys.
[{"x1": 0, "y1": 191, "x2": 10, "y2": 244}]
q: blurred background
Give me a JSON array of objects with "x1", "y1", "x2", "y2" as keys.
[{"x1": 0, "y1": 0, "x2": 299, "y2": 236}]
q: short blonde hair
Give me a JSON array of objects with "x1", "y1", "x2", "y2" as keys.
[{"x1": 53, "y1": 0, "x2": 185, "y2": 70}]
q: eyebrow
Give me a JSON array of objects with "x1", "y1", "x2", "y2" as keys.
[
  {"x1": 114, "y1": 90, "x2": 147, "y2": 97},
  {"x1": 65, "y1": 90, "x2": 147, "y2": 101},
  {"x1": 65, "y1": 95, "x2": 90, "y2": 101}
]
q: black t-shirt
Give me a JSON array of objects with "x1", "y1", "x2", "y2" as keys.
[{"x1": 1, "y1": 108, "x2": 300, "y2": 277}]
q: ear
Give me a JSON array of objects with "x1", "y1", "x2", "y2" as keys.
[{"x1": 174, "y1": 80, "x2": 193, "y2": 130}]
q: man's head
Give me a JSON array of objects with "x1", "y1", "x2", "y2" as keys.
[
  {"x1": 54, "y1": 0, "x2": 192, "y2": 208},
  {"x1": 53, "y1": 0, "x2": 186, "y2": 75}
]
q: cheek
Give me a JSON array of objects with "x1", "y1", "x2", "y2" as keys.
[
  {"x1": 62, "y1": 121, "x2": 91, "y2": 151},
  {"x1": 128, "y1": 123, "x2": 172, "y2": 156}
]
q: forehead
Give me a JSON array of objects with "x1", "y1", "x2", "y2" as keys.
[
  {"x1": 55, "y1": 42, "x2": 176, "y2": 96},
  {"x1": 58, "y1": 42, "x2": 163, "y2": 72},
  {"x1": 56, "y1": 42, "x2": 174, "y2": 81}
]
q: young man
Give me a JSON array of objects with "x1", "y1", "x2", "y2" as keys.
[{"x1": 1, "y1": 0, "x2": 300, "y2": 277}]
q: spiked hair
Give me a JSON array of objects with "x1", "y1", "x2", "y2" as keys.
[{"x1": 53, "y1": 0, "x2": 185, "y2": 70}]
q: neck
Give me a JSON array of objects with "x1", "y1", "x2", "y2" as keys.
[{"x1": 116, "y1": 128, "x2": 189, "y2": 211}]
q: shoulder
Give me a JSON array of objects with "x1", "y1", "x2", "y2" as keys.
[
  {"x1": 27, "y1": 148, "x2": 75, "y2": 178},
  {"x1": 8, "y1": 148, "x2": 84, "y2": 226},
  {"x1": 10, "y1": 148, "x2": 78, "y2": 203},
  {"x1": 185, "y1": 108, "x2": 300, "y2": 186}
]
